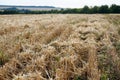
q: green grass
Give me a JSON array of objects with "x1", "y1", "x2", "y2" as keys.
[
  {"x1": 100, "y1": 73, "x2": 108, "y2": 80},
  {"x1": 0, "y1": 50, "x2": 9, "y2": 66}
]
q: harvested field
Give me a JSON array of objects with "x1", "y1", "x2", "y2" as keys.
[{"x1": 0, "y1": 14, "x2": 120, "y2": 80}]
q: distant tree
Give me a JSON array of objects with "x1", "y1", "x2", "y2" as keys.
[
  {"x1": 110, "y1": 4, "x2": 120, "y2": 13},
  {"x1": 90, "y1": 6, "x2": 99, "y2": 13},
  {"x1": 99, "y1": 5, "x2": 110, "y2": 13},
  {"x1": 0, "y1": 11, "x2": 3, "y2": 14},
  {"x1": 81, "y1": 5, "x2": 90, "y2": 13},
  {"x1": 3, "y1": 10, "x2": 20, "y2": 14},
  {"x1": 0, "y1": 4, "x2": 120, "y2": 14}
]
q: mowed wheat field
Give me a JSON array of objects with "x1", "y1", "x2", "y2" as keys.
[{"x1": 0, "y1": 14, "x2": 120, "y2": 80}]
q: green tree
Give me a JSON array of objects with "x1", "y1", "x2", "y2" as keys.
[
  {"x1": 110, "y1": 4, "x2": 120, "y2": 13},
  {"x1": 99, "y1": 5, "x2": 110, "y2": 13},
  {"x1": 81, "y1": 5, "x2": 90, "y2": 13},
  {"x1": 90, "y1": 6, "x2": 99, "y2": 13}
]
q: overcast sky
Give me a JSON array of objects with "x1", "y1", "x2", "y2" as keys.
[{"x1": 0, "y1": 0, "x2": 120, "y2": 8}]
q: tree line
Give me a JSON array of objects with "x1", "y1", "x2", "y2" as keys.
[{"x1": 0, "y1": 4, "x2": 119, "y2": 14}]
